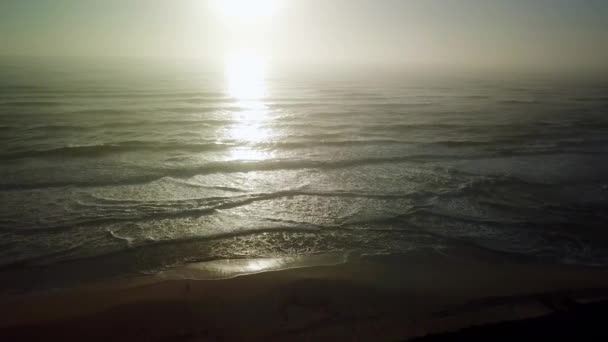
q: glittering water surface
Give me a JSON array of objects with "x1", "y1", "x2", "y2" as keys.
[{"x1": 1, "y1": 58, "x2": 608, "y2": 291}]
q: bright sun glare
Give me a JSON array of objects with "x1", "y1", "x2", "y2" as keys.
[
  {"x1": 211, "y1": 0, "x2": 279, "y2": 160},
  {"x1": 225, "y1": 53, "x2": 266, "y2": 101},
  {"x1": 211, "y1": 0, "x2": 280, "y2": 20}
]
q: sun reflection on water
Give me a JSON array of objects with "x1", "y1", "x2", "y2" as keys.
[
  {"x1": 229, "y1": 146, "x2": 271, "y2": 161},
  {"x1": 223, "y1": 52, "x2": 274, "y2": 160}
]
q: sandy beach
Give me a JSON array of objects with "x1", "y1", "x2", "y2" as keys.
[{"x1": 3, "y1": 250, "x2": 608, "y2": 341}]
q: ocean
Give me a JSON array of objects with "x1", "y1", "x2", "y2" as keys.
[{"x1": 1, "y1": 57, "x2": 608, "y2": 294}]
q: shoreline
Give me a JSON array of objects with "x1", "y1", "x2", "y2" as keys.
[{"x1": 3, "y1": 251, "x2": 608, "y2": 340}]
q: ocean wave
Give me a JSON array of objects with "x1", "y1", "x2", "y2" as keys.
[
  {"x1": 4, "y1": 189, "x2": 430, "y2": 232},
  {"x1": 0, "y1": 139, "x2": 417, "y2": 160},
  {"x1": 572, "y1": 96, "x2": 608, "y2": 103},
  {"x1": 4, "y1": 214, "x2": 608, "y2": 271},
  {"x1": 0, "y1": 101, "x2": 70, "y2": 107},
  {"x1": 0, "y1": 141, "x2": 233, "y2": 159},
  {"x1": 0, "y1": 226, "x2": 331, "y2": 270},
  {"x1": 0, "y1": 155, "x2": 451, "y2": 190},
  {"x1": 0, "y1": 85, "x2": 44, "y2": 91},
  {"x1": 160, "y1": 177, "x2": 247, "y2": 192},
  {"x1": 2, "y1": 174, "x2": 606, "y2": 269},
  {"x1": 57, "y1": 108, "x2": 130, "y2": 116},
  {"x1": 22, "y1": 118, "x2": 232, "y2": 131},
  {"x1": 8, "y1": 133, "x2": 596, "y2": 160},
  {"x1": 3, "y1": 169, "x2": 555, "y2": 235},
  {"x1": 107, "y1": 229, "x2": 135, "y2": 247},
  {"x1": 497, "y1": 99, "x2": 540, "y2": 105},
  {"x1": 7, "y1": 147, "x2": 591, "y2": 190},
  {"x1": 0, "y1": 88, "x2": 226, "y2": 97}
]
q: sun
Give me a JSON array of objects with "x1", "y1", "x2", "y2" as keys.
[
  {"x1": 225, "y1": 52, "x2": 266, "y2": 101},
  {"x1": 211, "y1": 0, "x2": 280, "y2": 20}
]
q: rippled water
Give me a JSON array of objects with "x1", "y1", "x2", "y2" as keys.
[{"x1": 1, "y1": 58, "x2": 608, "y2": 291}]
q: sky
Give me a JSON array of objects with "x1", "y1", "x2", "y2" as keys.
[{"x1": 1, "y1": 0, "x2": 607, "y2": 70}]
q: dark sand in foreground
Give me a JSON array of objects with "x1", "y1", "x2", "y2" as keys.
[{"x1": 3, "y1": 250, "x2": 608, "y2": 341}]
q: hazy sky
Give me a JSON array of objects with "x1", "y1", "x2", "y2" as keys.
[{"x1": 1, "y1": 0, "x2": 607, "y2": 70}]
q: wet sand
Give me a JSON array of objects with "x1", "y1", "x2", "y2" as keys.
[{"x1": 3, "y1": 251, "x2": 608, "y2": 341}]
